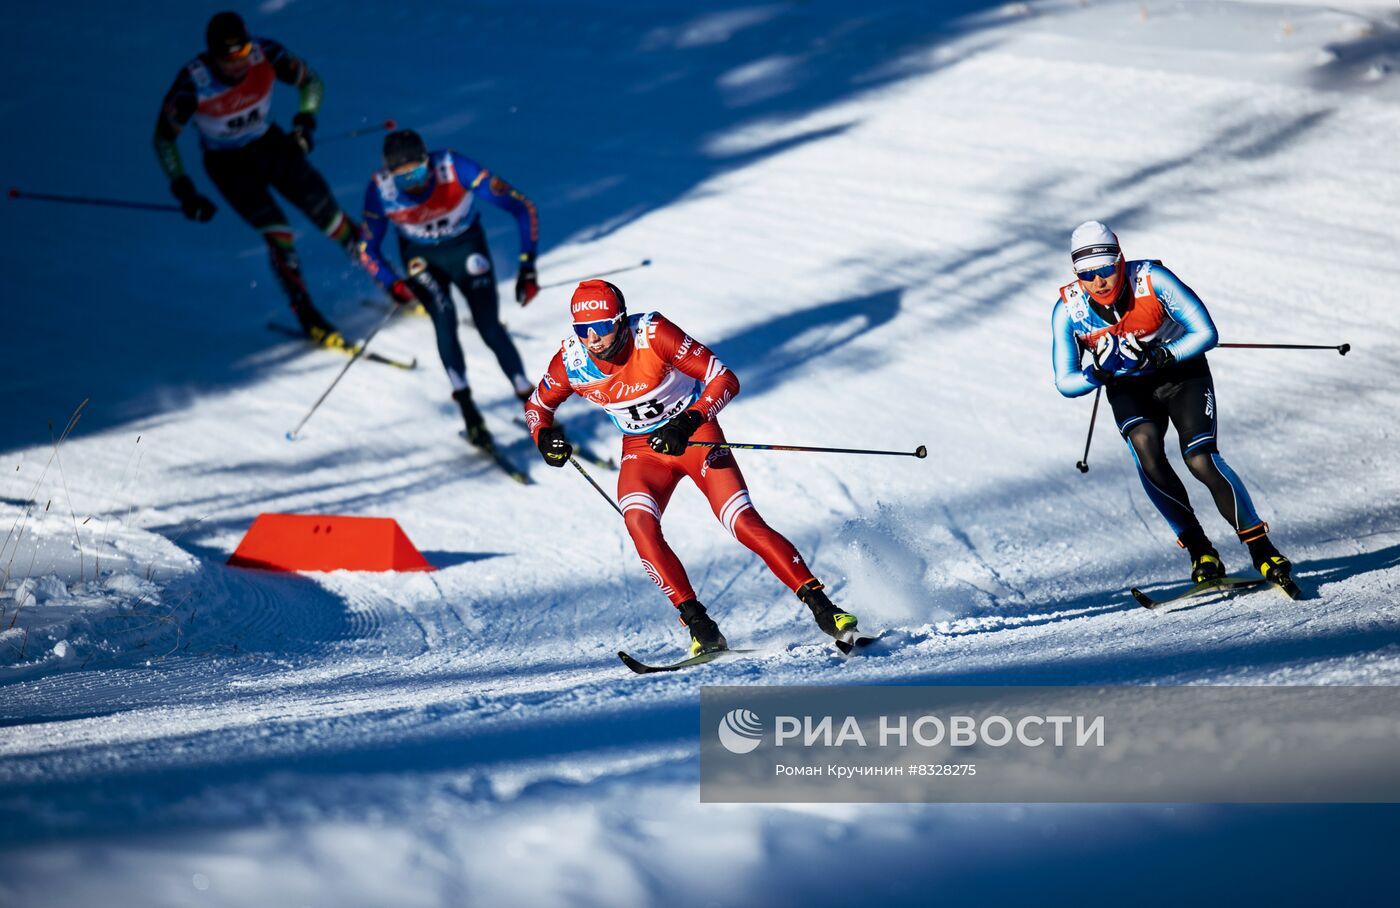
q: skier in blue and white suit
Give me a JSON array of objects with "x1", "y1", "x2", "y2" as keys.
[
  {"x1": 1051, "y1": 220, "x2": 1296, "y2": 591},
  {"x1": 359, "y1": 129, "x2": 541, "y2": 448}
]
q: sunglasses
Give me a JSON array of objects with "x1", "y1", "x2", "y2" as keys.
[
  {"x1": 1076, "y1": 263, "x2": 1118, "y2": 282},
  {"x1": 220, "y1": 41, "x2": 254, "y2": 62},
  {"x1": 392, "y1": 163, "x2": 430, "y2": 193},
  {"x1": 573, "y1": 317, "x2": 620, "y2": 339}
]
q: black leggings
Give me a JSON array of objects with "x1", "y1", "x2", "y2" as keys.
[
  {"x1": 204, "y1": 127, "x2": 354, "y2": 328},
  {"x1": 400, "y1": 221, "x2": 528, "y2": 393},
  {"x1": 202, "y1": 126, "x2": 345, "y2": 235},
  {"x1": 1107, "y1": 356, "x2": 1264, "y2": 547}
]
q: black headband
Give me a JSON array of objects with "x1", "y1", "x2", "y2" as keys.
[{"x1": 1072, "y1": 243, "x2": 1120, "y2": 264}]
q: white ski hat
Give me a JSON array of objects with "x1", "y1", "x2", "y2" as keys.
[{"x1": 1070, "y1": 220, "x2": 1121, "y2": 271}]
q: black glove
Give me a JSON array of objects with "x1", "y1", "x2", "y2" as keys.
[
  {"x1": 515, "y1": 254, "x2": 539, "y2": 306},
  {"x1": 536, "y1": 426, "x2": 572, "y2": 467},
  {"x1": 170, "y1": 175, "x2": 216, "y2": 222},
  {"x1": 291, "y1": 111, "x2": 317, "y2": 154},
  {"x1": 648, "y1": 409, "x2": 704, "y2": 456},
  {"x1": 1140, "y1": 343, "x2": 1176, "y2": 372}
]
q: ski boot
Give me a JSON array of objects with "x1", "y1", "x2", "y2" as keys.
[
  {"x1": 307, "y1": 324, "x2": 354, "y2": 353},
  {"x1": 291, "y1": 293, "x2": 351, "y2": 352},
  {"x1": 1190, "y1": 551, "x2": 1225, "y2": 584},
  {"x1": 1180, "y1": 529, "x2": 1224, "y2": 584},
  {"x1": 452, "y1": 388, "x2": 493, "y2": 449},
  {"x1": 1247, "y1": 535, "x2": 1301, "y2": 600},
  {"x1": 797, "y1": 580, "x2": 870, "y2": 653},
  {"x1": 677, "y1": 599, "x2": 728, "y2": 656}
]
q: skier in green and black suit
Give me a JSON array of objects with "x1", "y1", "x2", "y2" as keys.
[{"x1": 154, "y1": 11, "x2": 360, "y2": 348}]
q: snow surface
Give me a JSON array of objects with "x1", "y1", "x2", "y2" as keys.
[{"x1": 3, "y1": 0, "x2": 1399, "y2": 905}]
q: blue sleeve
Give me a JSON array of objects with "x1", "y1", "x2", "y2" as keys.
[
  {"x1": 358, "y1": 180, "x2": 399, "y2": 289},
  {"x1": 452, "y1": 151, "x2": 539, "y2": 259},
  {"x1": 1052, "y1": 302, "x2": 1095, "y2": 398},
  {"x1": 1152, "y1": 265, "x2": 1218, "y2": 362}
]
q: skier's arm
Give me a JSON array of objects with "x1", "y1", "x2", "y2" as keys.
[
  {"x1": 153, "y1": 69, "x2": 197, "y2": 181},
  {"x1": 1052, "y1": 302, "x2": 1096, "y2": 398},
  {"x1": 357, "y1": 182, "x2": 400, "y2": 288},
  {"x1": 1152, "y1": 266, "x2": 1218, "y2": 363},
  {"x1": 650, "y1": 316, "x2": 740, "y2": 421},
  {"x1": 523, "y1": 352, "x2": 575, "y2": 441},
  {"x1": 263, "y1": 38, "x2": 323, "y2": 114},
  {"x1": 453, "y1": 152, "x2": 539, "y2": 260}
]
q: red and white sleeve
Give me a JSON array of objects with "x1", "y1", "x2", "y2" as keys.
[
  {"x1": 649, "y1": 315, "x2": 740, "y2": 422},
  {"x1": 522, "y1": 349, "x2": 574, "y2": 442}
]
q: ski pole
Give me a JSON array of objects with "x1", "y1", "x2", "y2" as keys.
[
  {"x1": 319, "y1": 118, "x2": 398, "y2": 145},
  {"x1": 688, "y1": 441, "x2": 927, "y2": 459},
  {"x1": 538, "y1": 259, "x2": 652, "y2": 290},
  {"x1": 1218, "y1": 342, "x2": 1350, "y2": 356},
  {"x1": 1076, "y1": 386, "x2": 1102, "y2": 474},
  {"x1": 570, "y1": 456, "x2": 623, "y2": 517},
  {"x1": 8, "y1": 187, "x2": 181, "y2": 213},
  {"x1": 285, "y1": 305, "x2": 401, "y2": 441}
]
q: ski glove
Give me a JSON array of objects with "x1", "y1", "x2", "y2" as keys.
[
  {"x1": 291, "y1": 112, "x2": 317, "y2": 154},
  {"x1": 389, "y1": 279, "x2": 418, "y2": 306},
  {"x1": 1140, "y1": 343, "x2": 1175, "y2": 372},
  {"x1": 1082, "y1": 364, "x2": 1114, "y2": 388},
  {"x1": 1083, "y1": 334, "x2": 1121, "y2": 387},
  {"x1": 170, "y1": 176, "x2": 216, "y2": 222},
  {"x1": 515, "y1": 254, "x2": 539, "y2": 306},
  {"x1": 1092, "y1": 332, "x2": 1144, "y2": 375},
  {"x1": 648, "y1": 409, "x2": 705, "y2": 456},
  {"x1": 536, "y1": 426, "x2": 572, "y2": 467}
]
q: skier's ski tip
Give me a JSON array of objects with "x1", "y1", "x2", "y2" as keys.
[
  {"x1": 834, "y1": 628, "x2": 883, "y2": 654},
  {"x1": 617, "y1": 647, "x2": 756, "y2": 675}
]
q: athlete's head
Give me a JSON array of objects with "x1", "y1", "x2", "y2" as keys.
[
  {"x1": 1071, "y1": 220, "x2": 1125, "y2": 305},
  {"x1": 206, "y1": 11, "x2": 254, "y2": 80},
  {"x1": 571, "y1": 280, "x2": 628, "y2": 358},
  {"x1": 383, "y1": 129, "x2": 432, "y2": 194}
]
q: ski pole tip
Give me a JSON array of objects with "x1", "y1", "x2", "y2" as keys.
[
  {"x1": 1338, "y1": 343, "x2": 1350, "y2": 356},
  {"x1": 914, "y1": 445, "x2": 927, "y2": 459},
  {"x1": 384, "y1": 118, "x2": 397, "y2": 129},
  {"x1": 1076, "y1": 461, "x2": 1089, "y2": 473},
  {"x1": 6, "y1": 187, "x2": 17, "y2": 199},
  {"x1": 641, "y1": 258, "x2": 652, "y2": 266},
  {"x1": 285, "y1": 431, "x2": 298, "y2": 442}
]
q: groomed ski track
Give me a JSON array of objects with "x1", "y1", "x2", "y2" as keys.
[{"x1": 3, "y1": 1, "x2": 1399, "y2": 904}]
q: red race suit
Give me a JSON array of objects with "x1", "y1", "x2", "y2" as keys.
[{"x1": 523, "y1": 311, "x2": 816, "y2": 606}]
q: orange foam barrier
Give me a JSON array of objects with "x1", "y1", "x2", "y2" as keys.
[{"x1": 227, "y1": 514, "x2": 434, "y2": 572}]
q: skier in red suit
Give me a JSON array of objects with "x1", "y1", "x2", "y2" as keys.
[{"x1": 523, "y1": 280, "x2": 863, "y2": 655}]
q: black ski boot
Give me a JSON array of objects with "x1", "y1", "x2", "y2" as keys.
[
  {"x1": 293, "y1": 300, "x2": 349, "y2": 351},
  {"x1": 1247, "y1": 535, "x2": 1300, "y2": 599},
  {"x1": 1181, "y1": 529, "x2": 1224, "y2": 584},
  {"x1": 797, "y1": 580, "x2": 869, "y2": 653},
  {"x1": 273, "y1": 244, "x2": 346, "y2": 349},
  {"x1": 677, "y1": 599, "x2": 727, "y2": 656},
  {"x1": 452, "y1": 388, "x2": 493, "y2": 448}
]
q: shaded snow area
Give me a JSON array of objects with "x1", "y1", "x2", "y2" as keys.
[{"x1": 3, "y1": 0, "x2": 1400, "y2": 905}]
